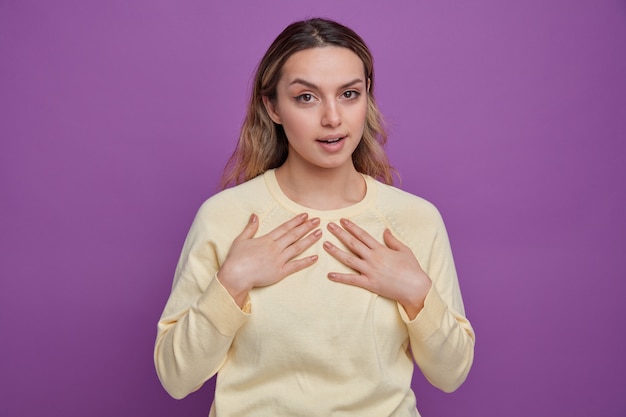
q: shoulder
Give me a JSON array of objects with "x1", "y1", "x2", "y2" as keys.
[
  {"x1": 368, "y1": 179, "x2": 447, "y2": 243},
  {"x1": 195, "y1": 174, "x2": 275, "y2": 226},
  {"x1": 371, "y1": 179, "x2": 443, "y2": 222}
]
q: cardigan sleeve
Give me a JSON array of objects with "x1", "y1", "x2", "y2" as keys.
[
  {"x1": 397, "y1": 208, "x2": 475, "y2": 393},
  {"x1": 154, "y1": 202, "x2": 251, "y2": 399}
]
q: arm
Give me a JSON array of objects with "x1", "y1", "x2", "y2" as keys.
[
  {"x1": 154, "y1": 205, "x2": 250, "y2": 399},
  {"x1": 399, "y1": 212, "x2": 475, "y2": 393},
  {"x1": 155, "y1": 206, "x2": 322, "y2": 399},
  {"x1": 323, "y1": 210, "x2": 475, "y2": 393}
]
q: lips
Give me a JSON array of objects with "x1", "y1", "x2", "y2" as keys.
[
  {"x1": 318, "y1": 138, "x2": 343, "y2": 144},
  {"x1": 315, "y1": 134, "x2": 347, "y2": 153},
  {"x1": 316, "y1": 135, "x2": 345, "y2": 144}
]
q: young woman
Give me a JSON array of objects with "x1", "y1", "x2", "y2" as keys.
[{"x1": 155, "y1": 18, "x2": 475, "y2": 417}]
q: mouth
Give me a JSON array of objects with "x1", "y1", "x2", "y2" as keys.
[{"x1": 317, "y1": 136, "x2": 345, "y2": 144}]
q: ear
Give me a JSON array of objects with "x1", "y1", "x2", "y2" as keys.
[
  {"x1": 262, "y1": 96, "x2": 282, "y2": 125},
  {"x1": 367, "y1": 77, "x2": 371, "y2": 93}
]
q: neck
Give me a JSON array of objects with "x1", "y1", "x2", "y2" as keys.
[{"x1": 275, "y1": 160, "x2": 366, "y2": 210}]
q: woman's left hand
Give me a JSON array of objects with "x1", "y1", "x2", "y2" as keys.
[{"x1": 323, "y1": 218, "x2": 432, "y2": 319}]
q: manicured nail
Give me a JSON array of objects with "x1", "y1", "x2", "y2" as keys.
[
  {"x1": 311, "y1": 217, "x2": 320, "y2": 225},
  {"x1": 327, "y1": 222, "x2": 337, "y2": 231},
  {"x1": 340, "y1": 218, "x2": 350, "y2": 227}
]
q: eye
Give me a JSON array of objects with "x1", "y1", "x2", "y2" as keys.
[
  {"x1": 295, "y1": 93, "x2": 314, "y2": 103},
  {"x1": 342, "y1": 90, "x2": 360, "y2": 100}
]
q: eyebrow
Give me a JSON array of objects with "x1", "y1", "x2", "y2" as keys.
[{"x1": 288, "y1": 78, "x2": 364, "y2": 90}]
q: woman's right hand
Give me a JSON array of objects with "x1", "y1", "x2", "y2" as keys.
[{"x1": 217, "y1": 213, "x2": 321, "y2": 307}]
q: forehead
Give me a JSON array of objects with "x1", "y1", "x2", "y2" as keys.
[{"x1": 279, "y1": 46, "x2": 365, "y2": 86}]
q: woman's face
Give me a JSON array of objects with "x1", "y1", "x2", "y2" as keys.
[{"x1": 263, "y1": 46, "x2": 368, "y2": 173}]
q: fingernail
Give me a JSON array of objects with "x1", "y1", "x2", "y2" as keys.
[
  {"x1": 327, "y1": 222, "x2": 337, "y2": 231},
  {"x1": 311, "y1": 217, "x2": 320, "y2": 225},
  {"x1": 323, "y1": 241, "x2": 332, "y2": 249},
  {"x1": 249, "y1": 214, "x2": 257, "y2": 223},
  {"x1": 299, "y1": 213, "x2": 308, "y2": 220},
  {"x1": 340, "y1": 218, "x2": 349, "y2": 227}
]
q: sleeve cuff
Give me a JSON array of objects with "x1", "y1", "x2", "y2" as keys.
[
  {"x1": 398, "y1": 285, "x2": 448, "y2": 339},
  {"x1": 195, "y1": 273, "x2": 251, "y2": 337}
]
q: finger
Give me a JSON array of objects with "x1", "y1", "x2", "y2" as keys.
[
  {"x1": 339, "y1": 218, "x2": 381, "y2": 249},
  {"x1": 283, "y1": 254, "x2": 319, "y2": 277},
  {"x1": 277, "y1": 217, "x2": 320, "y2": 248},
  {"x1": 323, "y1": 241, "x2": 368, "y2": 273},
  {"x1": 281, "y1": 228, "x2": 322, "y2": 261},
  {"x1": 266, "y1": 213, "x2": 309, "y2": 241},
  {"x1": 327, "y1": 272, "x2": 375, "y2": 293},
  {"x1": 236, "y1": 213, "x2": 259, "y2": 240},
  {"x1": 383, "y1": 228, "x2": 407, "y2": 251},
  {"x1": 327, "y1": 222, "x2": 370, "y2": 258}
]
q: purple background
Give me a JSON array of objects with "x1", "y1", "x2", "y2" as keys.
[{"x1": 1, "y1": 1, "x2": 625, "y2": 416}]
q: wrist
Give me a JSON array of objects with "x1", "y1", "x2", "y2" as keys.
[
  {"x1": 216, "y1": 269, "x2": 252, "y2": 309},
  {"x1": 399, "y1": 279, "x2": 432, "y2": 320}
]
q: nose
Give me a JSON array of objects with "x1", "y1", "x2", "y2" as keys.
[{"x1": 321, "y1": 101, "x2": 341, "y2": 128}]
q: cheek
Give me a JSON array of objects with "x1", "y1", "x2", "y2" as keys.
[
  {"x1": 352, "y1": 102, "x2": 368, "y2": 129},
  {"x1": 279, "y1": 118, "x2": 310, "y2": 145},
  {"x1": 281, "y1": 109, "x2": 316, "y2": 133},
  {"x1": 280, "y1": 113, "x2": 300, "y2": 130}
]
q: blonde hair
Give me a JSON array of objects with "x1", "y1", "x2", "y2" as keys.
[{"x1": 220, "y1": 18, "x2": 395, "y2": 188}]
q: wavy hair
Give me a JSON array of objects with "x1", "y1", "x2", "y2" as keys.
[{"x1": 220, "y1": 18, "x2": 395, "y2": 188}]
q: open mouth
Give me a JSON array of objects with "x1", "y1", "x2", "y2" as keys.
[{"x1": 317, "y1": 137, "x2": 344, "y2": 144}]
